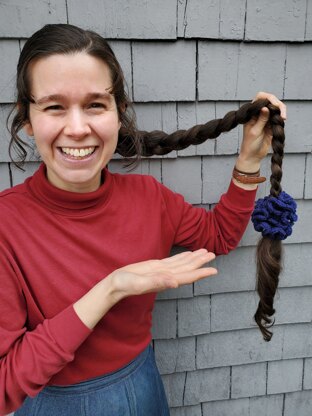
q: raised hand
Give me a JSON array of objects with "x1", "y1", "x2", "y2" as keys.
[{"x1": 235, "y1": 91, "x2": 286, "y2": 177}]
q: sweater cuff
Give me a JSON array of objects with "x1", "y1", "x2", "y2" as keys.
[
  {"x1": 47, "y1": 305, "x2": 92, "y2": 354},
  {"x1": 224, "y1": 180, "x2": 257, "y2": 210}
]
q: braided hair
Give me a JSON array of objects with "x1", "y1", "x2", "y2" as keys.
[{"x1": 117, "y1": 98, "x2": 290, "y2": 341}]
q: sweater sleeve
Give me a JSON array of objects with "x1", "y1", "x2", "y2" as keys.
[
  {"x1": 160, "y1": 179, "x2": 257, "y2": 255},
  {"x1": 0, "y1": 244, "x2": 92, "y2": 415}
]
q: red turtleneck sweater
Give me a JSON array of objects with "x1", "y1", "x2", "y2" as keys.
[{"x1": 0, "y1": 164, "x2": 256, "y2": 414}]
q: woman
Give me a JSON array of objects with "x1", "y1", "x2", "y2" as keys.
[{"x1": 0, "y1": 23, "x2": 285, "y2": 415}]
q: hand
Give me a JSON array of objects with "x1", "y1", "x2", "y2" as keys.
[
  {"x1": 236, "y1": 92, "x2": 286, "y2": 171},
  {"x1": 110, "y1": 249, "x2": 217, "y2": 302}
]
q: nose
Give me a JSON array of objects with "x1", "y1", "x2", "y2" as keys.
[{"x1": 63, "y1": 108, "x2": 91, "y2": 138}]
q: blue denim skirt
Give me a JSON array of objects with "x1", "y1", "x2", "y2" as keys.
[{"x1": 14, "y1": 345, "x2": 169, "y2": 416}]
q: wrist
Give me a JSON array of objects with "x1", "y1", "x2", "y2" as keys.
[
  {"x1": 107, "y1": 272, "x2": 125, "y2": 304},
  {"x1": 235, "y1": 155, "x2": 261, "y2": 173},
  {"x1": 73, "y1": 275, "x2": 118, "y2": 329},
  {"x1": 232, "y1": 158, "x2": 266, "y2": 190}
]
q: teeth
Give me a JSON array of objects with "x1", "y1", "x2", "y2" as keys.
[{"x1": 61, "y1": 147, "x2": 95, "y2": 157}]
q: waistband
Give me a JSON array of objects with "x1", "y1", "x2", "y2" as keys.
[{"x1": 42, "y1": 344, "x2": 152, "y2": 396}]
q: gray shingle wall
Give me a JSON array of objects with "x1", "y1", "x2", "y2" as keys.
[{"x1": 0, "y1": 1, "x2": 311, "y2": 415}]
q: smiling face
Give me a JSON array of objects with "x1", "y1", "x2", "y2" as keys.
[{"x1": 25, "y1": 52, "x2": 121, "y2": 193}]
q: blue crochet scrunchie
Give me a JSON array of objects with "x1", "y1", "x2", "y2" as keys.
[{"x1": 251, "y1": 191, "x2": 298, "y2": 240}]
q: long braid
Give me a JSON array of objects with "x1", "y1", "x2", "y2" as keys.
[
  {"x1": 254, "y1": 104, "x2": 285, "y2": 341},
  {"x1": 117, "y1": 98, "x2": 295, "y2": 341},
  {"x1": 116, "y1": 99, "x2": 274, "y2": 157}
]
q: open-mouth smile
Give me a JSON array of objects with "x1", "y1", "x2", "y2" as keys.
[{"x1": 59, "y1": 146, "x2": 97, "y2": 160}]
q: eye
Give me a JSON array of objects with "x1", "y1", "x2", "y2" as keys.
[
  {"x1": 45, "y1": 105, "x2": 63, "y2": 111},
  {"x1": 88, "y1": 102, "x2": 106, "y2": 109}
]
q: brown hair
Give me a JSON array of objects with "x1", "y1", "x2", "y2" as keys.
[
  {"x1": 7, "y1": 23, "x2": 141, "y2": 168},
  {"x1": 117, "y1": 98, "x2": 285, "y2": 341},
  {"x1": 8, "y1": 24, "x2": 283, "y2": 340}
]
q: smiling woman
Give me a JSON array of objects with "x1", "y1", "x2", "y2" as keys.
[
  {"x1": 24, "y1": 53, "x2": 121, "y2": 193},
  {"x1": 1, "y1": 23, "x2": 288, "y2": 416}
]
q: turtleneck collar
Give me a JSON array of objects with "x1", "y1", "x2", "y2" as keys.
[{"x1": 26, "y1": 163, "x2": 113, "y2": 216}]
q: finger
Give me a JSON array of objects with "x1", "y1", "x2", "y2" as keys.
[
  {"x1": 267, "y1": 97, "x2": 286, "y2": 120},
  {"x1": 148, "y1": 267, "x2": 218, "y2": 292},
  {"x1": 175, "y1": 253, "x2": 216, "y2": 273},
  {"x1": 162, "y1": 251, "x2": 216, "y2": 273},
  {"x1": 161, "y1": 249, "x2": 207, "y2": 264},
  {"x1": 251, "y1": 107, "x2": 270, "y2": 133},
  {"x1": 161, "y1": 249, "x2": 213, "y2": 268},
  {"x1": 123, "y1": 250, "x2": 209, "y2": 275},
  {"x1": 253, "y1": 92, "x2": 287, "y2": 120},
  {"x1": 174, "y1": 267, "x2": 218, "y2": 286}
]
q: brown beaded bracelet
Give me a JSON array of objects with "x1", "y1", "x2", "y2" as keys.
[{"x1": 232, "y1": 167, "x2": 266, "y2": 184}]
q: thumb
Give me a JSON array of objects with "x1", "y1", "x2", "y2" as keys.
[{"x1": 254, "y1": 107, "x2": 270, "y2": 131}]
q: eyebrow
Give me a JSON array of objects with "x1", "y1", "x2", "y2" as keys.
[{"x1": 35, "y1": 91, "x2": 114, "y2": 105}]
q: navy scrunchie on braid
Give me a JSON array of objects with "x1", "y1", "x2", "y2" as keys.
[{"x1": 252, "y1": 191, "x2": 298, "y2": 240}]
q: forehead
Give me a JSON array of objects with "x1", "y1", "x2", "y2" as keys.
[{"x1": 28, "y1": 52, "x2": 113, "y2": 97}]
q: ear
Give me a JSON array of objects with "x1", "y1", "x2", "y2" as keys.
[{"x1": 24, "y1": 121, "x2": 34, "y2": 137}]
